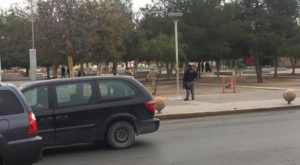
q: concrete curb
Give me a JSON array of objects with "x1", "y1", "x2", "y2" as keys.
[{"x1": 155, "y1": 105, "x2": 300, "y2": 120}]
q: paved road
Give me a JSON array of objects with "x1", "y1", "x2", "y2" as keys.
[{"x1": 37, "y1": 110, "x2": 300, "y2": 165}]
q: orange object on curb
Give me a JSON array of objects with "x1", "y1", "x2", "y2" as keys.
[{"x1": 222, "y1": 76, "x2": 236, "y2": 93}]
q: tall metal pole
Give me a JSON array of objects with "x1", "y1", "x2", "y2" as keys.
[
  {"x1": 29, "y1": 0, "x2": 37, "y2": 81},
  {"x1": 174, "y1": 20, "x2": 180, "y2": 99},
  {"x1": 31, "y1": 0, "x2": 35, "y2": 49},
  {"x1": 169, "y1": 12, "x2": 182, "y2": 99},
  {"x1": 0, "y1": 55, "x2": 2, "y2": 83},
  {"x1": 0, "y1": 36, "x2": 4, "y2": 83}
]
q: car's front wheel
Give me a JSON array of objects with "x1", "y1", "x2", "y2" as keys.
[{"x1": 107, "y1": 121, "x2": 135, "y2": 149}]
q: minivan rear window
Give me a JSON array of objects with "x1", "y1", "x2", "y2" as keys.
[
  {"x1": 0, "y1": 90, "x2": 24, "y2": 115},
  {"x1": 98, "y1": 80, "x2": 136, "y2": 100}
]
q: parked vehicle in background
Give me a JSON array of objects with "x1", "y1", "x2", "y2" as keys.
[
  {"x1": 20, "y1": 76, "x2": 160, "y2": 149},
  {"x1": 0, "y1": 84, "x2": 42, "y2": 165}
]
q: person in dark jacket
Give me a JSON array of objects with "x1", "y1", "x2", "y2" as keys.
[
  {"x1": 61, "y1": 66, "x2": 66, "y2": 78},
  {"x1": 183, "y1": 64, "x2": 197, "y2": 101}
]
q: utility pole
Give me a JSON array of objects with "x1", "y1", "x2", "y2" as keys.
[
  {"x1": 169, "y1": 12, "x2": 183, "y2": 99},
  {"x1": 29, "y1": 0, "x2": 37, "y2": 81}
]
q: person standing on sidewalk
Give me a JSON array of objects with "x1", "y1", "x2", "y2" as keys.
[{"x1": 183, "y1": 64, "x2": 197, "y2": 101}]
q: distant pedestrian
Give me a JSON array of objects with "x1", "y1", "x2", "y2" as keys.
[
  {"x1": 205, "y1": 62, "x2": 210, "y2": 72},
  {"x1": 201, "y1": 62, "x2": 204, "y2": 72},
  {"x1": 61, "y1": 66, "x2": 66, "y2": 78},
  {"x1": 125, "y1": 67, "x2": 133, "y2": 76},
  {"x1": 183, "y1": 64, "x2": 197, "y2": 101}
]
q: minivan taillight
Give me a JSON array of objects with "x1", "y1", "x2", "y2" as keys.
[
  {"x1": 28, "y1": 112, "x2": 37, "y2": 136},
  {"x1": 145, "y1": 101, "x2": 156, "y2": 112}
]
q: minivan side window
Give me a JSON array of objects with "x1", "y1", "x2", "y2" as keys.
[
  {"x1": 0, "y1": 90, "x2": 23, "y2": 115},
  {"x1": 23, "y1": 86, "x2": 49, "y2": 112},
  {"x1": 55, "y1": 82, "x2": 92, "y2": 107},
  {"x1": 98, "y1": 80, "x2": 135, "y2": 100}
]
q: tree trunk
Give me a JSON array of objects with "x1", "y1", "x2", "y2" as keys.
[
  {"x1": 290, "y1": 57, "x2": 297, "y2": 75},
  {"x1": 152, "y1": 62, "x2": 162, "y2": 95},
  {"x1": 274, "y1": 55, "x2": 278, "y2": 78},
  {"x1": 255, "y1": 57, "x2": 263, "y2": 83},
  {"x1": 133, "y1": 60, "x2": 139, "y2": 78},
  {"x1": 216, "y1": 60, "x2": 221, "y2": 78},
  {"x1": 52, "y1": 64, "x2": 58, "y2": 79},
  {"x1": 52, "y1": 55, "x2": 58, "y2": 79},
  {"x1": 166, "y1": 63, "x2": 173, "y2": 80},
  {"x1": 166, "y1": 63, "x2": 170, "y2": 80},
  {"x1": 104, "y1": 60, "x2": 109, "y2": 73},
  {"x1": 26, "y1": 67, "x2": 29, "y2": 77},
  {"x1": 234, "y1": 60, "x2": 238, "y2": 76},
  {"x1": 79, "y1": 62, "x2": 85, "y2": 76},
  {"x1": 152, "y1": 72, "x2": 161, "y2": 96},
  {"x1": 67, "y1": 54, "x2": 74, "y2": 77},
  {"x1": 46, "y1": 66, "x2": 50, "y2": 79},
  {"x1": 197, "y1": 61, "x2": 201, "y2": 79},
  {"x1": 97, "y1": 62, "x2": 102, "y2": 76},
  {"x1": 112, "y1": 61, "x2": 117, "y2": 75},
  {"x1": 170, "y1": 63, "x2": 174, "y2": 78},
  {"x1": 65, "y1": 27, "x2": 75, "y2": 78}
]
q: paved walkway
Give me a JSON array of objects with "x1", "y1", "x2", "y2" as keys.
[
  {"x1": 157, "y1": 90, "x2": 300, "y2": 119},
  {"x1": 148, "y1": 75, "x2": 300, "y2": 119}
]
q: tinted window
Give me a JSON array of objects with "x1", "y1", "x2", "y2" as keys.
[
  {"x1": 98, "y1": 80, "x2": 135, "y2": 100},
  {"x1": 0, "y1": 90, "x2": 23, "y2": 115},
  {"x1": 55, "y1": 82, "x2": 92, "y2": 107},
  {"x1": 23, "y1": 86, "x2": 49, "y2": 112}
]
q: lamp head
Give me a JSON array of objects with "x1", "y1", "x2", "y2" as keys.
[{"x1": 169, "y1": 12, "x2": 183, "y2": 21}]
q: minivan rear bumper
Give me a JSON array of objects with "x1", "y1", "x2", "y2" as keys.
[
  {"x1": 6, "y1": 136, "x2": 43, "y2": 164},
  {"x1": 137, "y1": 118, "x2": 160, "y2": 135}
]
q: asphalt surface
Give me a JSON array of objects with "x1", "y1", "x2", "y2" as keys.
[{"x1": 37, "y1": 109, "x2": 300, "y2": 165}]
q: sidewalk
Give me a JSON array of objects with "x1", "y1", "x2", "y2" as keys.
[
  {"x1": 148, "y1": 74, "x2": 300, "y2": 120},
  {"x1": 155, "y1": 89, "x2": 300, "y2": 120}
]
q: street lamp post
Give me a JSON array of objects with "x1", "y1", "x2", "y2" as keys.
[
  {"x1": 0, "y1": 54, "x2": 2, "y2": 83},
  {"x1": 169, "y1": 12, "x2": 183, "y2": 99},
  {"x1": 0, "y1": 36, "x2": 4, "y2": 83},
  {"x1": 29, "y1": 0, "x2": 37, "y2": 81}
]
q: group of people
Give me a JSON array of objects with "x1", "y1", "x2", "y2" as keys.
[
  {"x1": 201, "y1": 62, "x2": 212, "y2": 73},
  {"x1": 60, "y1": 66, "x2": 85, "y2": 78}
]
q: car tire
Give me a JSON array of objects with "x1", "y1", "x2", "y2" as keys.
[{"x1": 107, "y1": 121, "x2": 135, "y2": 149}]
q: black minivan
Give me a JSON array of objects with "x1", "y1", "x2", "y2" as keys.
[{"x1": 20, "y1": 76, "x2": 159, "y2": 149}]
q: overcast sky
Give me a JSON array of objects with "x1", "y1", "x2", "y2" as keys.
[{"x1": 0, "y1": 0, "x2": 153, "y2": 12}]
